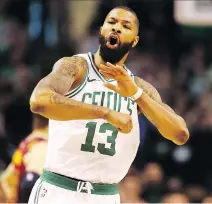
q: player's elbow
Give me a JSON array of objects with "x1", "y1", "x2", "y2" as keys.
[
  {"x1": 30, "y1": 90, "x2": 50, "y2": 114},
  {"x1": 173, "y1": 127, "x2": 190, "y2": 145},
  {"x1": 30, "y1": 100, "x2": 46, "y2": 114}
]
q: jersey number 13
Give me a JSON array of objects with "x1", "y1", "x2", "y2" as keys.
[{"x1": 81, "y1": 122, "x2": 118, "y2": 156}]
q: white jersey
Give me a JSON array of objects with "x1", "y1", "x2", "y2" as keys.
[{"x1": 44, "y1": 52, "x2": 140, "y2": 184}]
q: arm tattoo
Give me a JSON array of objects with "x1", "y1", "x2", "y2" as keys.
[
  {"x1": 135, "y1": 76, "x2": 161, "y2": 102},
  {"x1": 49, "y1": 92, "x2": 106, "y2": 118},
  {"x1": 50, "y1": 93, "x2": 81, "y2": 108},
  {"x1": 135, "y1": 76, "x2": 175, "y2": 113},
  {"x1": 48, "y1": 56, "x2": 87, "y2": 95},
  {"x1": 56, "y1": 57, "x2": 80, "y2": 78},
  {"x1": 35, "y1": 56, "x2": 87, "y2": 106}
]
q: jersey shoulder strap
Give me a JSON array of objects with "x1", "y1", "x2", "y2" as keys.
[
  {"x1": 124, "y1": 65, "x2": 136, "y2": 82},
  {"x1": 73, "y1": 53, "x2": 90, "y2": 62},
  {"x1": 64, "y1": 53, "x2": 90, "y2": 98}
]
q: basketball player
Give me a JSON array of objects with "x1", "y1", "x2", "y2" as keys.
[
  {"x1": 29, "y1": 6, "x2": 189, "y2": 204},
  {"x1": 0, "y1": 114, "x2": 48, "y2": 203}
]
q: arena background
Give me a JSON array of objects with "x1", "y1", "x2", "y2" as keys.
[{"x1": 0, "y1": 0, "x2": 212, "y2": 203}]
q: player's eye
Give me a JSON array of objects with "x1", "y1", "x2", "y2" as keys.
[
  {"x1": 124, "y1": 25, "x2": 130, "y2": 29},
  {"x1": 108, "y1": 21, "x2": 115, "y2": 24}
]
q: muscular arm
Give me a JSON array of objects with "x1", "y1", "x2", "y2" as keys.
[
  {"x1": 30, "y1": 57, "x2": 110, "y2": 120},
  {"x1": 135, "y1": 76, "x2": 189, "y2": 145}
]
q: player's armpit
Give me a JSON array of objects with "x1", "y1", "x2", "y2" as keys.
[{"x1": 134, "y1": 76, "x2": 189, "y2": 145}]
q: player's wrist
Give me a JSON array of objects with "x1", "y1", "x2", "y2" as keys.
[
  {"x1": 129, "y1": 87, "x2": 143, "y2": 101},
  {"x1": 101, "y1": 107, "x2": 112, "y2": 120}
]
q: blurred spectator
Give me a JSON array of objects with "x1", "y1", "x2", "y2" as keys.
[
  {"x1": 140, "y1": 163, "x2": 166, "y2": 202},
  {"x1": 184, "y1": 185, "x2": 207, "y2": 203},
  {"x1": 119, "y1": 174, "x2": 144, "y2": 203},
  {"x1": 0, "y1": 114, "x2": 48, "y2": 203},
  {"x1": 202, "y1": 195, "x2": 212, "y2": 203},
  {"x1": 167, "y1": 177, "x2": 183, "y2": 193},
  {"x1": 141, "y1": 162, "x2": 164, "y2": 185},
  {"x1": 0, "y1": 113, "x2": 10, "y2": 166}
]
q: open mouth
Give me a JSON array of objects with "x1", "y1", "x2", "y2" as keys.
[{"x1": 106, "y1": 34, "x2": 119, "y2": 49}]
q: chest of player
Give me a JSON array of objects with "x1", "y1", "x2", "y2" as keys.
[{"x1": 67, "y1": 80, "x2": 137, "y2": 115}]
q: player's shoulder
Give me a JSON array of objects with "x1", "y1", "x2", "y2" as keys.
[{"x1": 52, "y1": 53, "x2": 88, "y2": 74}]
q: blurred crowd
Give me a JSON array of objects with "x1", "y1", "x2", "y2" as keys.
[{"x1": 0, "y1": 0, "x2": 212, "y2": 203}]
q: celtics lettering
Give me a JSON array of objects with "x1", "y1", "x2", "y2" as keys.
[{"x1": 82, "y1": 91, "x2": 135, "y2": 115}]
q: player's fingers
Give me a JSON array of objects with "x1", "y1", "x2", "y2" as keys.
[
  {"x1": 99, "y1": 70, "x2": 115, "y2": 78},
  {"x1": 122, "y1": 122, "x2": 133, "y2": 134},
  {"x1": 115, "y1": 65, "x2": 128, "y2": 75},
  {"x1": 105, "y1": 62, "x2": 122, "y2": 75},
  {"x1": 104, "y1": 83, "x2": 117, "y2": 92},
  {"x1": 106, "y1": 62, "x2": 127, "y2": 75},
  {"x1": 103, "y1": 74, "x2": 115, "y2": 80},
  {"x1": 118, "y1": 128, "x2": 126, "y2": 133},
  {"x1": 100, "y1": 64, "x2": 113, "y2": 71},
  {"x1": 100, "y1": 64, "x2": 118, "y2": 75},
  {"x1": 106, "y1": 62, "x2": 116, "y2": 69},
  {"x1": 118, "y1": 128, "x2": 124, "y2": 133},
  {"x1": 118, "y1": 128, "x2": 130, "y2": 134},
  {"x1": 128, "y1": 122, "x2": 133, "y2": 131}
]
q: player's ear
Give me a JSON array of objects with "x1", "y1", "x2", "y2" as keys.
[{"x1": 132, "y1": 36, "x2": 139, "y2": 48}]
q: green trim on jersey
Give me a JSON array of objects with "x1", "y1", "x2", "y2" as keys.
[
  {"x1": 88, "y1": 52, "x2": 106, "y2": 82},
  {"x1": 133, "y1": 74, "x2": 136, "y2": 82},
  {"x1": 34, "y1": 180, "x2": 43, "y2": 204},
  {"x1": 36, "y1": 182, "x2": 43, "y2": 204},
  {"x1": 123, "y1": 64, "x2": 136, "y2": 82},
  {"x1": 41, "y1": 169, "x2": 119, "y2": 195},
  {"x1": 65, "y1": 61, "x2": 89, "y2": 98},
  {"x1": 89, "y1": 52, "x2": 116, "y2": 83},
  {"x1": 88, "y1": 53, "x2": 135, "y2": 83}
]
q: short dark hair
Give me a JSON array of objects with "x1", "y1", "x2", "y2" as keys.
[{"x1": 113, "y1": 6, "x2": 140, "y2": 31}]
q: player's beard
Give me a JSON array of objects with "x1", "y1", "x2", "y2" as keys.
[{"x1": 98, "y1": 33, "x2": 133, "y2": 64}]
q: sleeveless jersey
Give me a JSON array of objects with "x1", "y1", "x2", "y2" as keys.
[{"x1": 45, "y1": 52, "x2": 140, "y2": 184}]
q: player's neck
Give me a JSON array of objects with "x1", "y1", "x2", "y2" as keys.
[{"x1": 93, "y1": 49, "x2": 128, "y2": 70}]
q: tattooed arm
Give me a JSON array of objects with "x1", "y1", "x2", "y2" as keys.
[
  {"x1": 30, "y1": 56, "x2": 133, "y2": 134},
  {"x1": 30, "y1": 56, "x2": 111, "y2": 120},
  {"x1": 135, "y1": 76, "x2": 189, "y2": 145}
]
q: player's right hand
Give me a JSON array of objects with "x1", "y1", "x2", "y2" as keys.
[{"x1": 105, "y1": 110, "x2": 133, "y2": 134}]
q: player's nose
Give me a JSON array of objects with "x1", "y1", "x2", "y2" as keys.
[{"x1": 112, "y1": 25, "x2": 121, "y2": 34}]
